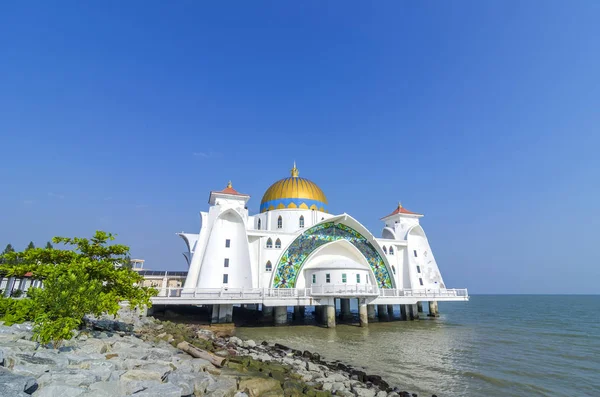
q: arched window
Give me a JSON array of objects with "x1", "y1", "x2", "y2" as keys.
[
  {"x1": 277, "y1": 216, "x2": 283, "y2": 229},
  {"x1": 266, "y1": 261, "x2": 272, "y2": 272},
  {"x1": 257, "y1": 219, "x2": 261, "y2": 230},
  {"x1": 389, "y1": 246, "x2": 394, "y2": 255},
  {"x1": 299, "y1": 215, "x2": 305, "y2": 228},
  {"x1": 383, "y1": 246, "x2": 387, "y2": 254},
  {"x1": 392, "y1": 265, "x2": 396, "y2": 274},
  {"x1": 266, "y1": 238, "x2": 273, "y2": 249},
  {"x1": 275, "y1": 238, "x2": 281, "y2": 249}
]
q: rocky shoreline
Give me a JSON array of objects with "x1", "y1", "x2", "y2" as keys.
[{"x1": 0, "y1": 310, "x2": 434, "y2": 397}]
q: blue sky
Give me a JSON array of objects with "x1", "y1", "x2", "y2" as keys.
[{"x1": 1, "y1": 1, "x2": 598, "y2": 294}]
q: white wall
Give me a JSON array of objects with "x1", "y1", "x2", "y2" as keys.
[{"x1": 407, "y1": 225, "x2": 445, "y2": 289}]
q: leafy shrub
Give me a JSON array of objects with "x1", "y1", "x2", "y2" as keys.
[
  {"x1": 10, "y1": 289, "x2": 23, "y2": 298},
  {"x1": 0, "y1": 231, "x2": 157, "y2": 347}
]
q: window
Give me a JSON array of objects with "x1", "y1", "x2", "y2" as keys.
[
  {"x1": 223, "y1": 274, "x2": 229, "y2": 284},
  {"x1": 299, "y1": 215, "x2": 305, "y2": 228},
  {"x1": 225, "y1": 239, "x2": 230, "y2": 248},
  {"x1": 257, "y1": 219, "x2": 261, "y2": 230},
  {"x1": 389, "y1": 247, "x2": 394, "y2": 255},
  {"x1": 266, "y1": 238, "x2": 273, "y2": 248},
  {"x1": 266, "y1": 261, "x2": 272, "y2": 272},
  {"x1": 356, "y1": 274, "x2": 361, "y2": 283},
  {"x1": 342, "y1": 273, "x2": 347, "y2": 283},
  {"x1": 414, "y1": 250, "x2": 418, "y2": 257},
  {"x1": 392, "y1": 265, "x2": 396, "y2": 274},
  {"x1": 326, "y1": 273, "x2": 331, "y2": 283},
  {"x1": 312, "y1": 274, "x2": 316, "y2": 284},
  {"x1": 383, "y1": 246, "x2": 387, "y2": 254},
  {"x1": 224, "y1": 258, "x2": 229, "y2": 267},
  {"x1": 277, "y1": 216, "x2": 283, "y2": 229},
  {"x1": 417, "y1": 265, "x2": 421, "y2": 273},
  {"x1": 419, "y1": 278, "x2": 423, "y2": 286},
  {"x1": 275, "y1": 238, "x2": 281, "y2": 249}
]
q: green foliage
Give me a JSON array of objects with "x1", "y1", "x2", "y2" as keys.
[
  {"x1": 45, "y1": 241, "x2": 53, "y2": 249},
  {"x1": 0, "y1": 296, "x2": 35, "y2": 325},
  {"x1": 26, "y1": 241, "x2": 35, "y2": 251},
  {"x1": 10, "y1": 289, "x2": 23, "y2": 298},
  {"x1": 0, "y1": 231, "x2": 157, "y2": 347}
]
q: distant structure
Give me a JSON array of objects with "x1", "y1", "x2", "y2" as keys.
[
  {"x1": 153, "y1": 163, "x2": 468, "y2": 327},
  {"x1": 130, "y1": 259, "x2": 145, "y2": 271}
]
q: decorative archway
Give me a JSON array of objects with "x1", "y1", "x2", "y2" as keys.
[{"x1": 272, "y1": 222, "x2": 393, "y2": 288}]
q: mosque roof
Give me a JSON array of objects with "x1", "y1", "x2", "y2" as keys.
[
  {"x1": 260, "y1": 163, "x2": 328, "y2": 213},
  {"x1": 212, "y1": 181, "x2": 249, "y2": 197},
  {"x1": 381, "y1": 203, "x2": 422, "y2": 219}
]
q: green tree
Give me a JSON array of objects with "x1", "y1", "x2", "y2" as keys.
[
  {"x1": 2, "y1": 244, "x2": 14, "y2": 254},
  {"x1": 0, "y1": 231, "x2": 157, "y2": 347},
  {"x1": 26, "y1": 241, "x2": 35, "y2": 251},
  {"x1": 45, "y1": 241, "x2": 53, "y2": 249}
]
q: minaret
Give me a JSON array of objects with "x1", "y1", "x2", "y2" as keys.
[{"x1": 380, "y1": 202, "x2": 423, "y2": 240}]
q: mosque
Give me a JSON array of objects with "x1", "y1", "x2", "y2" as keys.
[{"x1": 157, "y1": 163, "x2": 468, "y2": 327}]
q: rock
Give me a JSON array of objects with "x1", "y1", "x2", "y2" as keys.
[
  {"x1": 234, "y1": 393, "x2": 249, "y2": 397},
  {"x1": 34, "y1": 384, "x2": 87, "y2": 397},
  {"x1": 127, "y1": 382, "x2": 183, "y2": 397},
  {"x1": 0, "y1": 367, "x2": 38, "y2": 394},
  {"x1": 283, "y1": 380, "x2": 304, "y2": 397},
  {"x1": 229, "y1": 336, "x2": 243, "y2": 346},
  {"x1": 238, "y1": 377, "x2": 283, "y2": 397},
  {"x1": 376, "y1": 392, "x2": 388, "y2": 397},
  {"x1": 205, "y1": 378, "x2": 237, "y2": 397},
  {"x1": 37, "y1": 369, "x2": 101, "y2": 387},
  {"x1": 353, "y1": 388, "x2": 377, "y2": 397},
  {"x1": 175, "y1": 357, "x2": 213, "y2": 373},
  {"x1": 332, "y1": 382, "x2": 345, "y2": 391},
  {"x1": 120, "y1": 369, "x2": 163, "y2": 382},
  {"x1": 322, "y1": 383, "x2": 333, "y2": 391},
  {"x1": 244, "y1": 340, "x2": 256, "y2": 348},
  {"x1": 166, "y1": 371, "x2": 197, "y2": 395}
]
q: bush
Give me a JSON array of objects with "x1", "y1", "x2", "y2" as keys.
[
  {"x1": 0, "y1": 231, "x2": 157, "y2": 347},
  {"x1": 10, "y1": 289, "x2": 23, "y2": 298}
]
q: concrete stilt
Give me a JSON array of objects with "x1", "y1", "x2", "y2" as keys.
[
  {"x1": 262, "y1": 305, "x2": 273, "y2": 320},
  {"x1": 400, "y1": 304, "x2": 408, "y2": 320},
  {"x1": 359, "y1": 301, "x2": 368, "y2": 327},
  {"x1": 409, "y1": 304, "x2": 420, "y2": 320},
  {"x1": 367, "y1": 305, "x2": 376, "y2": 321},
  {"x1": 315, "y1": 306, "x2": 322, "y2": 323},
  {"x1": 387, "y1": 305, "x2": 395, "y2": 320},
  {"x1": 274, "y1": 306, "x2": 288, "y2": 325},
  {"x1": 326, "y1": 305, "x2": 336, "y2": 328},
  {"x1": 211, "y1": 305, "x2": 219, "y2": 324},
  {"x1": 218, "y1": 304, "x2": 231, "y2": 323},
  {"x1": 417, "y1": 301, "x2": 424, "y2": 313},
  {"x1": 428, "y1": 301, "x2": 440, "y2": 317},
  {"x1": 293, "y1": 306, "x2": 301, "y2": 320},
  {"x1": 340, "y1": 299, "x2": 351, "y2": 320},
  {"x1": 377, "y1": 305, "x2": 388, "y2": 321},
  {"x1": 226, "y1": 305, "x2": 234, "y2": 323}
]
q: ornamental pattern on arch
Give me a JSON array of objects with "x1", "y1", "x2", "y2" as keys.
[{"x1": 272, "y1": 222, "x2": 393, "y2": 288}]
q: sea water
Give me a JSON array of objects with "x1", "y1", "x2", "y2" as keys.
[{"x1": 236, "y1": 295, "x2": 600, "y2": 396}]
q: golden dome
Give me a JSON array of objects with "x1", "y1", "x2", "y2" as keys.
[{"x1": 260, "y1": 163, "x2": 328, "y2": 213}]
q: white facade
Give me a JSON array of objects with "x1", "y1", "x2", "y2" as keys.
[{"x1": 178, "y1": 167, "x2": 454, "y2": 299}]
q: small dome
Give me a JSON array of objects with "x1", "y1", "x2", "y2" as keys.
[{"x1": 260, "y1": 163, "x2": 328, "y2": 213}]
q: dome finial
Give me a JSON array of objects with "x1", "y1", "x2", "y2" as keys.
[
  {"x1": 398, "y1": 201, "x2": 402, "y2": 209},
  {"x1": 227, "y1": 180, "x2": 232, "y2": 188},
  {"x1": 291, "y1": 161, "x2": 299, "y2": 177}
]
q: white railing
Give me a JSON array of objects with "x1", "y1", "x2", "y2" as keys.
[{"x1": 154, "y1": 287, "x2": 468, "y2": 300}]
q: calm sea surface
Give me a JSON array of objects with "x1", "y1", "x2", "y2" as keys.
[{"x1": 236, "y1": 295, "x2": 600, "y2": 397}]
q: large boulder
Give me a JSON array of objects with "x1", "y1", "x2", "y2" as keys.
[
  {"x1": 238, "y1": 377, "x2": 283, "y2": 397},
  {"x1": 0, "y1": 367, "x2": 38, "y2": 394},
  {"x1": 205, "y1": 378, "x2": 237, "y2": 397},
  {"x1": 120, "y1": 369, "x2": 163, "y2": 382},
  {"x1": 33, "y1": 384, "x2": 87, "y2": 397},
  {"x1": 130, "y1": 382, "x2": 183, "y2": 397}
]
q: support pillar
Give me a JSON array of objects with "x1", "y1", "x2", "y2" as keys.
[
  {"x1": 377, "y1": 305, "x2": 388, "y2": 321},
  {"x1": 408, "y1": 304, "x2": 419, "y2": 320},
  {"x1": 299, "y1": 306, "x2": 306, "y2": 318},
  {"x1": 326, "y1": 305, "x2": 336, "y2": 328},
  {"x1": 428, "y1": 301, "x2": 439, "y2": 317},
  {"x1": 387, "y1": 305, "x2": 395, "y2": 320},
  {"x1": 293, "y1": 306, "x2": 302, "y2": 320},
  {"x1": 359, "y1": 301, "x2": 368, "y2": 327},
  {"x1": 218, "y1": 304, "x2": 233, "y2": 323},
  {"x1": 315, "y1": 306, "x2": 322, "y2": 323},
  {"x1": 367, "y1": 305, "x2": 376, "y2": 321},
  {"x1": 417, "y1": 302, "x2": 424, "y2": 313},
  {"x1": 400, "y1": 304, "x2": 408, "y2": 321},
  {"x1": 211, "y1": 305, "x2": 219, "y2": 324},
  {"x1": 340, "y1": 299, "x2": 351, "y2": 320},
  {"x1": 274, "y1": 306, "x2": 288, "y2": 326},
  {"x1": 262, "y1": 305, "x2": 274, "y2": 320}
]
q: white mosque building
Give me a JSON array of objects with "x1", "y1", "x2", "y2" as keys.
[{"x1": 157, "y1": 163, "x2": 468, "y2": 327}]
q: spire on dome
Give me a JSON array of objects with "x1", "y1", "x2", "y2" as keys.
[
  {"x1": 227, "y1": 180, "x2": 232, "y2": 188},
  {"x1": 291, "y1": 161, "x2": 299, "y2": 177}
]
